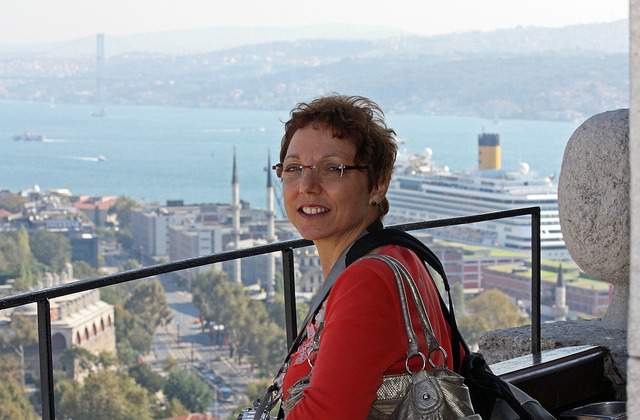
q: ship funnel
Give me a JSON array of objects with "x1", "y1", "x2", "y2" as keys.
[{"x1": 478, "y1": 133, "x2": 501, "y2": 170}]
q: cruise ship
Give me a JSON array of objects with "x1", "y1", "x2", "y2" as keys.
[{"x1": 387, "y1": 133, "x2": 568, "y2": 260}]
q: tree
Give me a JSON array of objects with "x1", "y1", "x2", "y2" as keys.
[
  {"x1": 192, "y1": 269, "x2": 289, "y2": 371},
  {"x1": 114, "y1": 304, "x2": 152, "y2": 363},
  {"x1": 72, "y1": 261, "x2": 98, "y2": 279},
  {"x1": 129, "y1": 363, "x2": 165, "y2": 393},
  {"x1": 124, "y1": 279, "x2": 173, "y2": 332},
  {"x1": 56, "y1": 370, "x2": 153, "y2": 420},
  {"x1": 452, "y1": 282, "x2": 465, "y2": 314},
  {"x1": 112, "y1": 279, "x2": 172, "y2": 364},
  {"x1": 15, "y1": 227, "x2": 36, "y2": 290},
  {"x1": 0, "y1": 376, "x2": 38, "y2": 419},
  {"x1": 110, "y1": 197, "x2": 139, "y2": 253},
  {"x1": 0, "y1": 193, "x2": 25, "y2": 213},
  {"x1": 154, "y1": 398, "x2": 189, "y2": 419},
  {"x1": 163, "y1": 369, "x2": 213, "y2": 413},
  {"x1": 0, "y1": 233, "x2": 19, "y2": 275},
  {"x1": 29, "y1": 229, "x2": 71, "y2": 272},
  {"x1": 459, "y1": 289, "x2": 528, "y2": 345},
  {"x1": 110, "y1": 196, "x2": 139, "y2": 232}
]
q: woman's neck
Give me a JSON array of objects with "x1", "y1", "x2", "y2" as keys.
[{"x1": 315, "y1": 216, "x2": 380, "y2": 278}]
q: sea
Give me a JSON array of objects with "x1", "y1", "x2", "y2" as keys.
[{"x1": 0, "y1": 100, "x2": 580, "y2": 213}]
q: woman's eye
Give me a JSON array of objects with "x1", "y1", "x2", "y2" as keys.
[
  {"x1": 325, "y1": 164, "x2": 342, "y2": 172},
  {"x1": 284, "y1": 165, "x2": 303, "y2": 173}
]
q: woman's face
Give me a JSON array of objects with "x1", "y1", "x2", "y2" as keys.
[{"x1": 282, "y1": 124, "x2": 382, "y2": 250}]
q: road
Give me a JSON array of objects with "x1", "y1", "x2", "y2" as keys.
[{"x1": 149, "y1": 275, "x2": 256, "y2": 419}]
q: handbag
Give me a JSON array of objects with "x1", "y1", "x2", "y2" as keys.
[{"x1": 364, "y1": 254, "x2": 480, "y2": 420}]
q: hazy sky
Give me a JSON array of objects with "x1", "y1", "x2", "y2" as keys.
[{"x1": 1, "y1": 0, "x2": 629, "y2": 44}]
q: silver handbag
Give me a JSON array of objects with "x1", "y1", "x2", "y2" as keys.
[{"x1": 364, "y1": 255, "x2": 480, "y2": 420}]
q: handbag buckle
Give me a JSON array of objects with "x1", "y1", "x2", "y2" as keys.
[{"x1": 405, "y1": 351, "x2": 427, "y2": 374}]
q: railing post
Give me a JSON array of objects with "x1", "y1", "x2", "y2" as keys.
[
  {"x1": 531, "y1": 207, "x2": 541, "y2": 355},
  {"x1": 37, "y1": 299, "x2": 55, "y2": 420},
  {"x1": 281, "y1": 248, "x2": 297, "y2": 348}
]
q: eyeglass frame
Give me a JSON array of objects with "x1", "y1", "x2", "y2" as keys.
[{"x1": 272, "y1": 162, "x2": 368, "y2": 182}]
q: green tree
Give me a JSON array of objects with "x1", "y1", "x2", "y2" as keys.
[
  {"x1": 153, "y1": 398, "x2": 189, "y2": 419},
  {"x1": 0, "y1": 233, "x2": 19, "y2": 275},
  {"x1": 0, "y1": 376, "x2": 38, "y2": 419},
  {"x1": 452, "y1": 282, "x2": 465, "y2": 314},
  {"x1": 266, "y1": 294, "x2": 309, "y2": 330},
  {"x1": 110, "y1": 197, "x2": 139, "y2": 253},
  {"x1": 114, "y1": 304, "x2": 152, "y2": 363},
  {"x1": 459, "y1": 288, "x2": 528, "y2": 345},
  {"x1": 15, "y1": 227, "x2": 36, "y2": 290},
  {"x1": 163, "y1": 369, "x2": 213, "y2": 413},
  {"x1": 29, "y1": 230, "x2": 71, "y2": 272},
  {"x1": 72, "y1": 261, "x2": 98, "y2": 279},
  {"x1": 129, "y1": 363, "x2": 165, "y2": 393},
  {"x1": 0, "y1": 193, "x2": 25, "y2": 213},
  {"x1": 110, "y1": 196, "x2": 139, "y2": 232},
  {"x1": 56, "y1": 370, "x2": 153, "y2": 420},
  {"x1": 124, "y1": 279, "x2": 173, "y2": 332}
]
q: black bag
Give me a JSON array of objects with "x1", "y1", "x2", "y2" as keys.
[{"x1": 346, "y1": 223, "x2": 555, "y2": 420}]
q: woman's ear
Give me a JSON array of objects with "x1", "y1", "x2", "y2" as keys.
[{"x1": 369, "y1": 179, "x2": 389, "y2": 206}]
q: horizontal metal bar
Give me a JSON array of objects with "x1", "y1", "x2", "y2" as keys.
[{"x1": 0, "y1": 207, "x2": 539, "y2": 310}]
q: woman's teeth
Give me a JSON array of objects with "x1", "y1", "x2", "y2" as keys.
[{"x1": 301, "y1": 207, "x2": 328, "y2": 215}]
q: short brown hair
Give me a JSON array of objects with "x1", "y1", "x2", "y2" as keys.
[{"x1": 280, "y1": 95, "x2": 398, "y2": 216}]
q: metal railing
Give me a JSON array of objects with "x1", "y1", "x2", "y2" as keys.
[{"x1": 0, "y1": 206, "x2": 541, "y2": 419}]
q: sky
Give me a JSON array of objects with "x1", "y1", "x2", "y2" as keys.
[{"x1": 0, "y1": 0, "x2": 629, "y2": 44}]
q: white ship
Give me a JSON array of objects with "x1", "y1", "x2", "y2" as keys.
[{"x1": 387, "y1": 133, "x2": 568, "y2": 260}]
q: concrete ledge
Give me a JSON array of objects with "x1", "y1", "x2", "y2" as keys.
[{"x1": 479, "y1": 320, "x2": 627, "y2": 397}]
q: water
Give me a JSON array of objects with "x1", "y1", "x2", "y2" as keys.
[{"x1": 0, "y1": 100, "x2": 579, "y2": 210}]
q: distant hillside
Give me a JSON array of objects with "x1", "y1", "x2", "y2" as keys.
[
  {"x1": 0, "y1": 24, "x2": 406, "y2": 57},
  {"x1": 0, "y1": 20, "x2": 627, "y2": 57},
  {"x1": 0, "y1": 21, "x2": 629, "y2": 121}
]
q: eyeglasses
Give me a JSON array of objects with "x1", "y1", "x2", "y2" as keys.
[{"x1": 272, "y1": 162, "x2": 368, "y2": 183}]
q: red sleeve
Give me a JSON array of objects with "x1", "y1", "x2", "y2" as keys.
[{"x1": 285, "y1": 259, "x2": 404, "y2": 420}]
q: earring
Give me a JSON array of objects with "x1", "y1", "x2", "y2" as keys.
[{"x1": 370, "y1": 200, "x2": 378, "y2": 206}]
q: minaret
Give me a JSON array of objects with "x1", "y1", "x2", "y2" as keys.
[
  {"x1": 232, "y1": 148, "x2": 241, "y2": 283},
  {"x1": 265, "y1": 151, "x2": 277, "y2": 297},
  {"x1": 554, "y1": 263, "x2": 569, "y2": 321}
]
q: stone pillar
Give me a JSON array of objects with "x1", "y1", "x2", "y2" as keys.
[
  {"x1": 480, "y1": 109, "x2": 631, "y2": 397},
  {"x1": 628, "y1": 0, "x2": 640, "y2": 415},
  {"x1": 558, "y1": 109, "x2": 630, "y2": 329}
]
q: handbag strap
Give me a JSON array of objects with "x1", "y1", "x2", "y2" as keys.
[{"x1": 363, "y1": 254, "x2": 447, "y2": 370}]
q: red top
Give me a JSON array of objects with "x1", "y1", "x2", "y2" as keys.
[{"x1": 282, "y1": 245, "x2": 460, "y2": 419}]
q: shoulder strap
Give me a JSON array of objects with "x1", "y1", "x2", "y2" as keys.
[{"x1": 346, "y1": 227, "x2": 471, "y2": 371}]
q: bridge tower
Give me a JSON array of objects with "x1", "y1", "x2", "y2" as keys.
[{"x1": 93, "y1": 33, "x2": 106, "y2": 117}]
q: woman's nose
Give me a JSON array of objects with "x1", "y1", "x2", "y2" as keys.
[{"x1": 299, "y1": 167, "x2": 321, "y2": 192}]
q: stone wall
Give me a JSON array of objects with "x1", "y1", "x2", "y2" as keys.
[{"x1": 628, "y1": 0, "x2": 640, "y2": 415}]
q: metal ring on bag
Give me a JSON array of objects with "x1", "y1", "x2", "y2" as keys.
[
  {"x1": 405, "y1": 351, "x2": 427, "y2": 374},
  {"x1": 428, "y1": 346, "x2": 448, "y2": 368}
]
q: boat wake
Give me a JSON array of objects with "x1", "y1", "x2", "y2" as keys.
[
  {"x1": 202, "y1": 127, "x2": 266, "y2": 134},
  {"x1": 42, "y1": 138, "x2": 71, "y2": 143},
  {"x1": 65, "y1": 155, "x2": 107, "y2": 162}
]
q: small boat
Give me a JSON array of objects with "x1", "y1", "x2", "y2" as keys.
[{"x1": 13, "y1": 132, "x2": 45, "y2": 142}]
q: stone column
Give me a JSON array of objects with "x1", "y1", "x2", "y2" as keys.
[
  {"x1": 558, "y1": 109, "x2": 630, "y2": 329},
  {"x1": 628, "y1": 0, "x2": 640, "y2": 415}
]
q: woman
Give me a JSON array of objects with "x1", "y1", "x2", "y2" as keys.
[{"x1": 275, "y1": 95, "x2": 460, "y2": 419}]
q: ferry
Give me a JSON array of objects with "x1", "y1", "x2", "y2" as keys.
[
  {"x1": 387, "y1": 133, "x2": 568, "y2": 260},
  {"x1": 13, "y1": 132, "x2": 45, "y2": 142}
]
